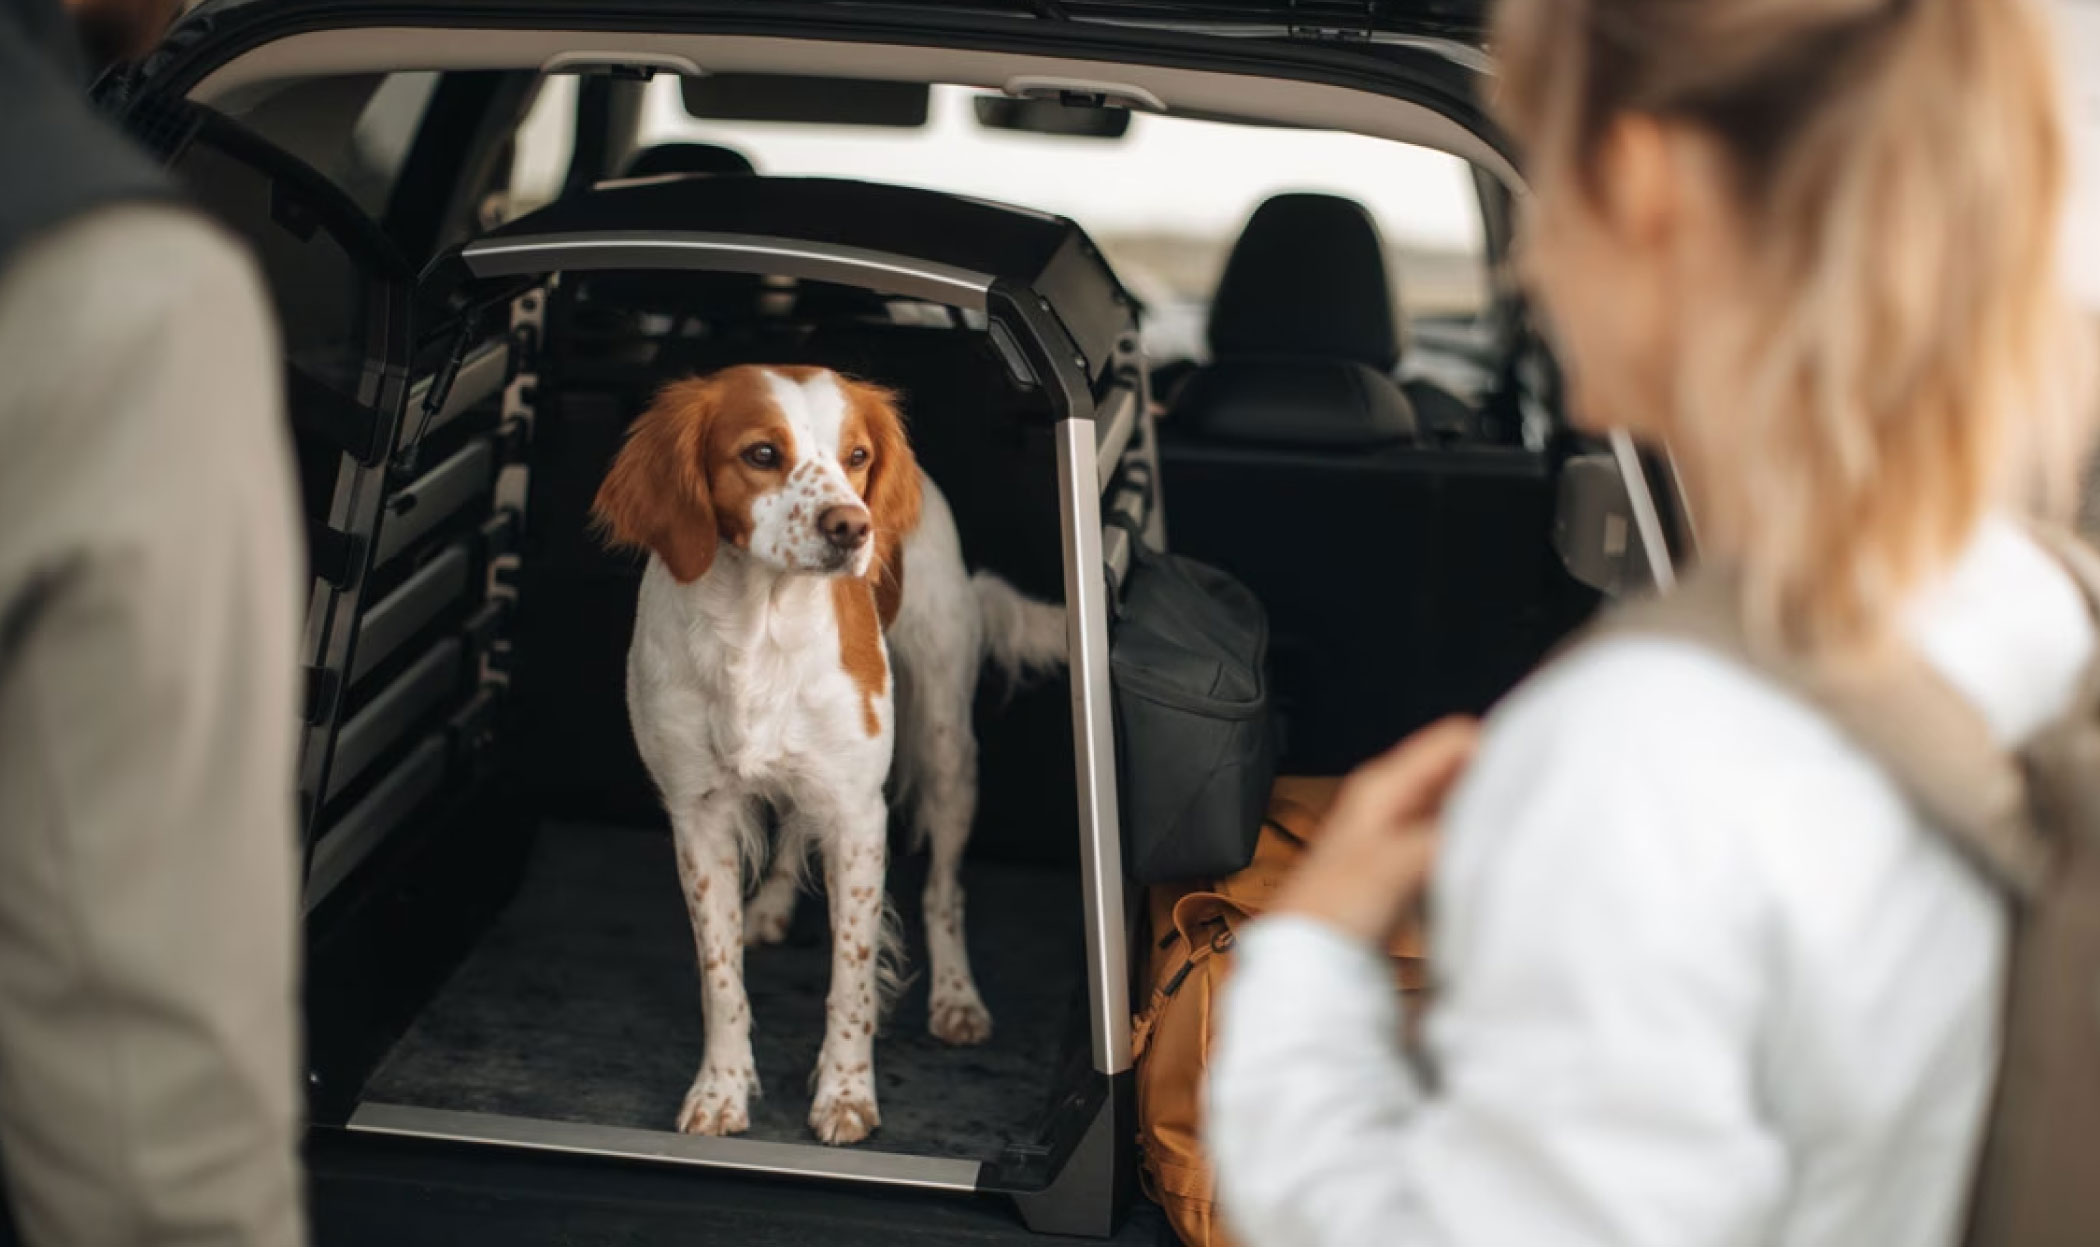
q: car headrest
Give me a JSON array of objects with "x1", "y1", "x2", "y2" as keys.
[
  {"x1": 1207, "y1": 193, "x2": 1401, "y2": 372},
  {"x1": 621, "y1": 142, "x2": 757, "y2": 179},
  {"x1": 1171, "y1": 358, "x2": 1417, "y2": 448}
]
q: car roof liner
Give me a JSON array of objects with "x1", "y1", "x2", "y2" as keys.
[{"x1": 117, "y1": 0, "x2": 1505, "y2": 164}]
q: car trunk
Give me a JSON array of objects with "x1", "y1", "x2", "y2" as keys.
[{"x1": 116, "y1": 9, "x2": 1670, "y2": 1238}]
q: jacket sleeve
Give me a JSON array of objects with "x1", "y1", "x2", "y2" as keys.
[
  {"x1": 0, "y1": 206, "x2": 309, "y2": 1247},
  {"x1": 1207, "y1": 650, "x2": 1788, "y2": 1247}
]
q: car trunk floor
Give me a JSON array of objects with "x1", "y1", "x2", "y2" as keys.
[{"x1": 361, "y1": 822, "x2": 1086, "y2": 1162}]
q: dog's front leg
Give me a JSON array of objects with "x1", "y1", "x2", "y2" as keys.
[
  {"x1": 672, "y1": 794, "x2": 760, "y2": 1136},
  {"x1": 808, "y1": 803, "x2": 888, "y2": 1145}
]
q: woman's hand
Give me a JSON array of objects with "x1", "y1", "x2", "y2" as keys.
[{"x1": 1271, "y1": 717, "x2": 1481, "y2": 945}]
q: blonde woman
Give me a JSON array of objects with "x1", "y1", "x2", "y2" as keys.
[{"x1": 1206, "y1": 1, "x2": 2096, "y2": 1245}]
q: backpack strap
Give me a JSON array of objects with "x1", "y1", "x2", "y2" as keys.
[
  {"x1": 1594, "y1": 561, "x2": 2058, "y2": 902},
  {"x1": 2022, "y1": 523, "x2": 2100, "y2": 632}
]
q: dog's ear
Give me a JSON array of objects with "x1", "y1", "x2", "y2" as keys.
[
  {"x1": 845, "y1": 379, "x2": 921, "y2": 627},
  {"x1": 592, "y1": 377, "x2": 720, "y2": 583},
  {"x1": 851, "y1": 380, "x2": 922, "y2": 543}
]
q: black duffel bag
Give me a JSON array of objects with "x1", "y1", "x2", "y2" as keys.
[{"x1": 1108, "y1": 516, "x2": 1276, "y2": 883}]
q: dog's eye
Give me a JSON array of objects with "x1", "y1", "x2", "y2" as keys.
[
  {"x1": 741, "y1": 444, "x2": 781, "y2": 469},
  {"x1": 847, "y1": 447, "x2": 871, "y2": 468}
]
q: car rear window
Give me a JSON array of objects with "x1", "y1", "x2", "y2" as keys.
[
  {"x1": 613, "y1": 77, "x2": 1493, "y2": 365},
  {"x1": 215, "y1": 71, "x2": 442, "y2": 220},
  {"x1": 226, "y1": 68, "x2": 1502, "y2": 371}
]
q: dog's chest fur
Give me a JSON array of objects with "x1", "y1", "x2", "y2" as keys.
[{"x1": 631, "y1": 550, "x2": 892, "y2": 794}]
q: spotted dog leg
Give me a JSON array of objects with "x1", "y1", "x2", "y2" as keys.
[
  {"x1": 916, "y1": 727, "x2": 993, "y2": 1045},
  {"x1": 808, "y1": 804, "x2": 888, "y2": 1145},
  {"x1": 671, "y1": 794, "x2": 760, "y2": 1136},
  {"x1": 743, "y1": 848, "x2": 801, "y2": 947}
]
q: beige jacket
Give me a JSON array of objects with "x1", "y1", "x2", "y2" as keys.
[{"x1": 0, "y1": 204, "x2": 307, "y2": 1247}]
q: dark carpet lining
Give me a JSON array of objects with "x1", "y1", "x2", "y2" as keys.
[{"x1": 362, "y1": 822, "x2": 1087, "y2": 1162}]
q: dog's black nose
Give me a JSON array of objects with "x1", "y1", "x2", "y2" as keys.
[{"x1": 819, "y1": 504, "x2": 872, "y2": 551}]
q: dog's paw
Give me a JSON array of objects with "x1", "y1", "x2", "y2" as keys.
[
  {"x1": 809, "y1": 1089, "x2": 881, "y2": 1146},
  {"x1": 676, "y1": 1064, "x2": 757, "y2": 1136},
  {"x1": 743, "y1": 878, "x2": 798, "y2": 947},
  {"x1": 742, "y1": 904, "x2": 792, "y2": 947},
  {"x1": 929, "y1": 990, "x2": 994, "y2": 1046}
]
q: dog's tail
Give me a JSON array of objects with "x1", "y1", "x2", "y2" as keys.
[
  {"x1": 971, "y1": 571, "x2": 1067, "y2": 684},
  {"x1": 875, "y1": 895, "x2": 910, "y2": 1025}
]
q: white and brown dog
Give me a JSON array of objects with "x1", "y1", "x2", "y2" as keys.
[{"x1": 593, "y1": 364, "x2": 1064, "y2": 1145}]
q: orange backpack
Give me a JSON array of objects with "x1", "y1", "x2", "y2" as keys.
[{"x1": 1131, "y1": 776, "x2": 1428, "y2": 1246}]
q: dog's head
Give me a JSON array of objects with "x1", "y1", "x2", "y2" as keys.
[{"x1": 592, "y1": 365, "x2": 922, "y2": 586}]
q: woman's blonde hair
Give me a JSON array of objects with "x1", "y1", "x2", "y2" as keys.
[{"x1": 1493, "y1": 0, "x2": 2095, "y2": 655}]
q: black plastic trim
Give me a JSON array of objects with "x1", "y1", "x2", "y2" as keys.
[
  {"x1": 480, "y1": 507, "x2": 521, "y2": 560},
  {"x1": 185, "y1": 107, "x2": 415, "y2": 279},
  {"x1": 287, "y1": 360, "x2": 388, "y2": 466},
  {"x1": 374, "y1": 437, "x2": 498, "y2": 567},
  {"x1": 308, "y1": 521, "x2": 364, "y2": 588},
  {"x1": 461, "y1": 598, "x2": 511, "y2": 651},
  {"x1": 306, "y1": 732, "x2": 450, "y2": 909},
  {"x1": 998, "y1": 1070, "x2": 1135, "y2": 1235},
  {"x1": 304, "y1": 664, "x2": 341, "y2": 726},
  {"x1": 327, "y1": 637, "x2": 465, "y2": 802},
  {"x1": 352, "y1": 541, "x2": 475, "y2": 685},
  {"x1": 987, "y1": 277, "x2": 1097, "y2": 423},
  {"x1": 401, "y1": 336, "x2": 512, "y2": 455}
]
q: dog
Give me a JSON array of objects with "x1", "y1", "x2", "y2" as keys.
[{"x1": 592, "y1": 364, "x2": 1065, "y2": 1145}]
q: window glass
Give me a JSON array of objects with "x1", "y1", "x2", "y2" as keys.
[
  {"x1": 341, "y1": 71, "x2": 441, "y2": 216},
  {"x1": 628, "y1": 77, "x2": 1491, "y2": 366},
  {"x1": 498, "y1": 73, "x2": 580, "y2": 225},
  {"x1": 215, "y1": 72, "x2": 440, "y2": 219}
]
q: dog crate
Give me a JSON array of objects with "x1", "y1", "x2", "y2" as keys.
[{"x1": 276, "y1": 168, "x2": 1158, "y2": 1237}]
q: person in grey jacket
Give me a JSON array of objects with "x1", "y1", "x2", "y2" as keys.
[{"x1": 0, "y1": 0, "x2": 308, "y2": 1242}]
